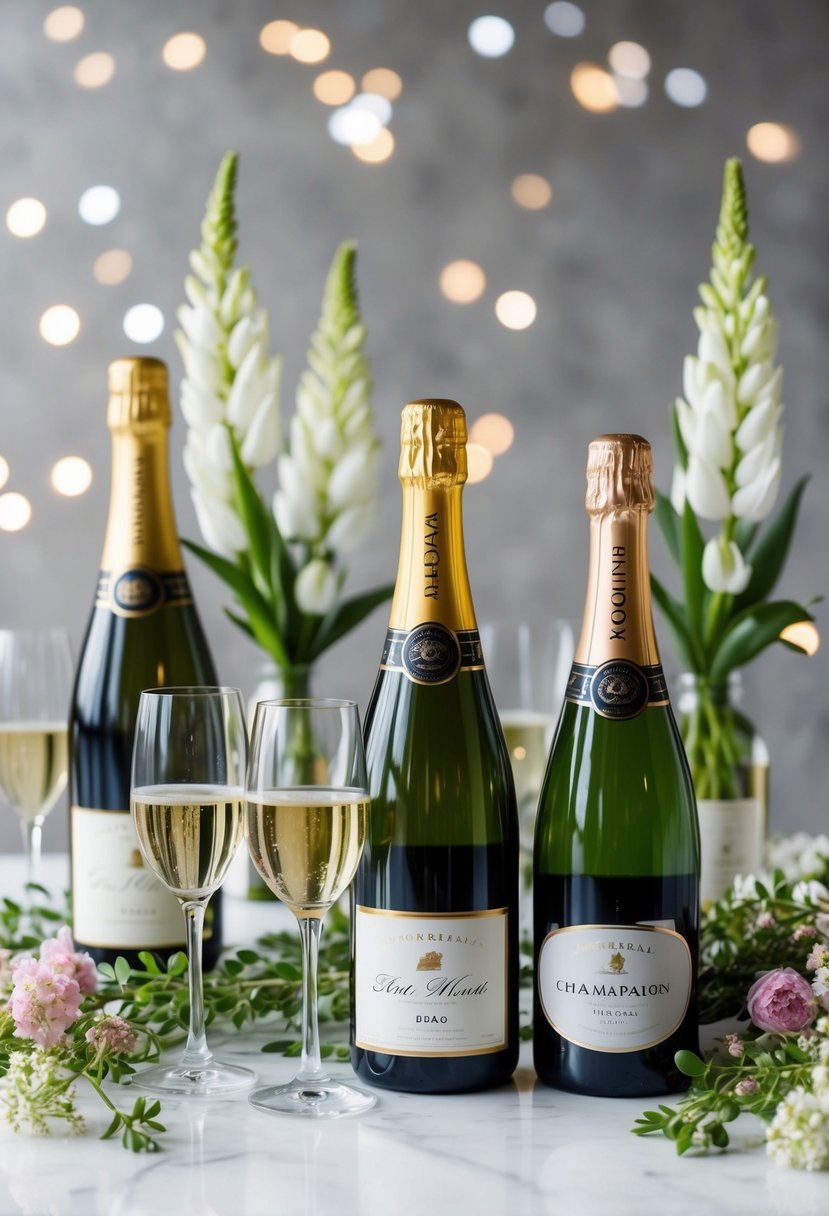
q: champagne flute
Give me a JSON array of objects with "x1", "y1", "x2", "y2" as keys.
[
  {"x1": 130, "y1": 686, "x2": 255, "y2": 1096},
  {"x1": 0, "y1": 628, "x2": 72, "y2": 881},
  {"x1": 245, "y1": 699, "x2": 376, "y2": 1118}
]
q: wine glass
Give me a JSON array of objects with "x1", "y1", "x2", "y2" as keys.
[
  {"x1": 480, "y1": 621, "x2": 576, "y2": 851},
  {"x1": 0, "y1": 628, "x2": 73, "y2": 881},
  {"x1": 245, "y1": 698, "x2": 376, "y2": 1118},
  {"x1": 130, "y1": 686, "x2": 255, "y2": 1096}
]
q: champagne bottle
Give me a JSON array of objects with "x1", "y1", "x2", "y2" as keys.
[
  {"x1": 69, "y1": 357, "x2": 221, "y2": 966},
  {"x1": 533, "y1": 434, "x2": 699, "y2": 1097},
  {"x1": 352, "y1": 399, "x2": 519, "y2": 1093}
]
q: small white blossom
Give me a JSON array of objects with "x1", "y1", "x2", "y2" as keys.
[
  {"x1": 702, "y1": 536, "x2": 752, "y2": 594},
  {"x1": 767, "y1": 1083, "x2": 829, "y2": 1171},
  {"x1": 0, "y1": 1051, "x2": 84, "y2": 1138}
]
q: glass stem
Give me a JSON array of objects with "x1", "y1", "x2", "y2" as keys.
[
  {"x1": 21, "y1": 817, "x2": 43, "y2": 884},
  {"x1": 296, "y1": 914, "x2": 326, "y2": 1082},
  {"x1": 180, "y1": 900, "x2": 212, "y2": 1069}
]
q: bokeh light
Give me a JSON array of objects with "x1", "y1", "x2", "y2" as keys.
[
  {"x1": 123, "y1": 304, "x2": 164, "y2": 344},
  {"x1": 259, "y1": 20, "x2": 298, "y2": 55},
  {"x1": 40, "y1": 305, "x2": 80, "y2": 346},
  {"x1": 93, "y1": 249, "x2": 132, "y2": 286},
  {"x1": 51, "y1": 456, "x2": 93, "y2": 497},
  {"x1": 289, "y1": 29, "x2": 330, "y2": 64},
  {"x1": 6, "y1": 198, "x2": 47, "y2": 238},
  {"x1": 614, "y1": 76, "x2": 648, "y2": 108},
  {"x1": 43, "y1": 6, "x2": 84, "y2": 42},
  {"x1": 313, "y1": 70, "x2": 355, "y2": 105},
  {"x1": 608, "y1": 41, "x2": 651, "y2": 79},
  {"x1": 468, "y1": 15, "x2": 515, "y2": 58},
  {"x1": 439, "y1": 260, "x2": 487, "y2": 304},
  {"x1": 664, "y1": 68, "x2": 707, "y2": 107},
  {"x1": 466, "y1": 443, "x2": 494, "y2": 484},
  {"x1": 0, "y1": 493, "x2": 32, "y2": 532},
  {"x1": 74, "y1": 52, "x2": 115, "y2": 88},
  {"x1": 543, "y1": 2, "x2": 585, "y2": 37},
  {"x1": 780, "y1": 621, "x2": 820, "y2": 656},
  {"x1": 511, "y1": 174, "x2": 552, "y2": 209},
  {"x1": 351, "y1": 129, "x2": 395, "y2": 164},
  {"x1": 78, "y1": 185, "x2": 120, "y2": 226},
  {"x1": 162, "y1": 32, "x2": 206, "y2": 71},
  {"x1": 0, "y1": 457, "x2": 9, "y2": 491},
  {"x1": 746, "y1": 122, "x2": 802, "y2": 163},
  {"x1": 571, "y1": 63, "x2": 618, "y2": 112},
  {"x1": 495, "y1": 291, "x2": 537, "y2": 330},
  {"x1": 361, "y1": 68, "x2": 403, "y2": 101},
  {"x1": 328, "y1": 106, "x2": 382, "y2": 147},
  {"x1": 469, "y1": 413, "x2": 515, "y2": 456}
]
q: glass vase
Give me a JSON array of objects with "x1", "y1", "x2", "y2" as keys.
[{"x1": 677, "y1": 671, "x2": 769, "y2": 906}]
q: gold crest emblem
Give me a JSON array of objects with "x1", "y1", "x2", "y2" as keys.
[
  {"x1": 416, "y1": 950, "x2": 443, "y2": 972},
  {"x1": 129, "y1": 848, "x2": 144, "y2": 868},
  {"x1": 607, "y1": 952, "x2": 626, "y2": 974}
]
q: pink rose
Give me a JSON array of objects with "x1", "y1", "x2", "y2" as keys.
[{"x1": 746, "y1": 967, "x2": 816, "y2": 1034}]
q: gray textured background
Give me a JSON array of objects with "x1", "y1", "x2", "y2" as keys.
[{"x1": 0, "y1": 0, "x2": 827, "y2": 854}]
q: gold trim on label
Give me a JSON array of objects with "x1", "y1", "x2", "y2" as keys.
[
  {"x1": 356, "y1": 905, "x2": 507, "y2": 919},
  {"x1": 538, "y1": 922, "x2": 693, "y2": 1054}
]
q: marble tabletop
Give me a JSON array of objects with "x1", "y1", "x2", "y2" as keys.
[{"x1": 0, "y1": 856, "x2": 824, "y2": 1216}]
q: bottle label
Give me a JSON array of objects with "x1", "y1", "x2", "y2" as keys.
[
  {"x1": 354, "y1": 907, "x2": 508, "y2": 1056},
  {"x1": 537, "y1": 923, "x2": 692, "y2": 1052},
  {"x1": 380, "y1": 625, "x2": 483, "y2": 686},
  {"x1": 564, "y1": 660, "x2": 669, "y2": 720},
  {"x1": 71, "y1": 807, "x2": 185, "y2": 949},
  {"x1": 697, "y1": 797, "x2": 764, "y2": 906},
  {"x1": 96, "y1": 569, "x2": 193, "y2": 619}
]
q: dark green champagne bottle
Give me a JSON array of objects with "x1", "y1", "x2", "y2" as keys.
[
  {"x1": 352, "y1": 399, "x2": 519, "y2": 1093},
  {"x1": 533, "y1": 434, "x2": 699, "y2": 1097},
  {"x1": 69, "y1": 357, "x2": 221, "y2": 967}
]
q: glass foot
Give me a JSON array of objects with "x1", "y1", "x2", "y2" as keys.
[
  {"x1": 131, "y1": 1058, "x2": 256, "y2": 1097},
  {"x1": 249, "y1": 1074, "x2": 376, "y2": 1119}
]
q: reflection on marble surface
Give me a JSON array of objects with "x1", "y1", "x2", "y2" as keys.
[{"x1": 0, "y1": 858, "x2": 826, "y2": 1215}]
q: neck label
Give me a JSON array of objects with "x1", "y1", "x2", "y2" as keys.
[
  {"x1": 565, "y1": 659, "x2": 668, "y2": 720},
  {"x1": 381, "y1": 624, "x2": 483, "y2": 685},
  {"x1": 96, "y1": 567, "x2": 193, "y2": 618}
]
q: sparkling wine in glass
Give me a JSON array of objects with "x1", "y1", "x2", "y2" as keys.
[
  {"x1": 0, "y1": 629, "x2": 72, "y2": 881},
  {"x1": 130, "y1": 686, "x2": 255, "y2": 1096},
  {"x1": 246, "y1": 698, "x2": 376, "y2": 1118}
]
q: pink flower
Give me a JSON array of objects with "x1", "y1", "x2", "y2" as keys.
[
  {"x1": 747, "y1": 967, "x2": 816, "y2": 1034},
  {"x1": 806, "y1": 943, "x2": 829, "y2": 972},
  {"x1": 724, "y1": 1033, "x2": 744, "y2": 1058},
  {"x1": 85, "y1": 1016, "x2": 137, "y2": 1056},
  {"x1": 755, "y1": 912, "x2": 775, "y2": 929},
  {"x1": 735, "y1": 1077, "x2": 758, "y2": 1096},
  {"x1": 6, "y1": 957, "x2": 82, "y2": 1048},
  {"x1": 39, "y1": 927, "x2": 98, "y2": 995},
  {"x1": 791, "y1": 925, "x2": 818, "y2": 943}
]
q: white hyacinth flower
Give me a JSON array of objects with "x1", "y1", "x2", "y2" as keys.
[
  {"x1": 175, "y1": 154, "x2": 282, "y2": 559},
  {"x1": 671, "y1": 159, "x2": 785, "y2": 593},
  {"x1": 273, "y1": 242, "x2": 379, "y2": 608}
]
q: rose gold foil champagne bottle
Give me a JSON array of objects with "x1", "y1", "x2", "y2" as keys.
[
  {"x1": 69, "y1": 357, "x2": 221, "y2": 967},
  {"x1": 534, "y1": 434, "x2": 700, "y2": 1096}
]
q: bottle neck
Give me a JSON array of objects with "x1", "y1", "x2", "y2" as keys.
[
  {"x1": 100, "y1": 428, "x2": 183, "y2": 574},
  {"x1": 388, "y1": 485, "x2": 476, "y2": 632},
  {"x1": 574, "y1": 510, "x2": 660, "y2": 668}
]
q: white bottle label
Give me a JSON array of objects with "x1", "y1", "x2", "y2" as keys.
[
  {"x1": 354, "y1": 907, "x2": 508, "y2": 1056},
  {"x1": 537, "y1": 924, "x2": 692, "y2": 1053},
  {"x1": 71, "y1": 807, "x2": 185, "y2": 949},
  {"x1": 697, "y1": 797, "x2": 764, "y2": 906}
]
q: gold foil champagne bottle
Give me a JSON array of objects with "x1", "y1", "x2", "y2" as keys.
[
  {"x1": 533, "y1": 435, "x2": 700, "y2": 1096},
  {"x1": 69, "y1": 358, "x2": 221, "y2": 966},
  {"x1": 352, "y1": 399, "x2": 519, "y2": 1093}
]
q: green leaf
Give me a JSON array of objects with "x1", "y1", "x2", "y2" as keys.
[
  {"x1": 671, "y1": 403, "x2": 688, "y2": 470},
  {"x1": 709, "y1": 600, "x2": 815, "y2": 683},
  {"x1": 182, "y1": 537, "x2": 289, "y2": 667},
  {"x1": 261, "y1": 1039, "x2": 297, "y2": 1054},
  {"x1": 137, "y1": 952, "x2": 162, "y2": 976},
  {"x1": 734, "y1": 519, "x2": 759, "y2": 554},
  {"x1": 680, "y1": 500, "x2": 705, "y2": 639},
  {"x1": 733, "y1": 475, "x2": 810, "y2": 612},
  {"x1": 675, "y1": 1049, "x2": 706, "y2": 1077},
  {"x1": 650, "y1": 574, "x2": 700, "y2": 671},
  {"x1": 167, "y1": 951, "x2": 188, "y2": 977},
  {"x1": 654, "y1": 490, "x2": 682, "y2": 568},
  {"x1": 114, "y1": 957, "x2": 132, "y2": 988},
  {"x1": 306, "y1": 583, "x2": 394, "y2": 662},
  {"x1": 229, "y1": 435, "x2": 273, "y2": 599}
]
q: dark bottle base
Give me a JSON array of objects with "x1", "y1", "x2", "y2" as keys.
[
  {"x1": 532, "y1": 1030, "x2": 694, "y2": 1098},
  {"x1": 352, "y1": 1046, "x2": 519, "y2": 1095}
]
